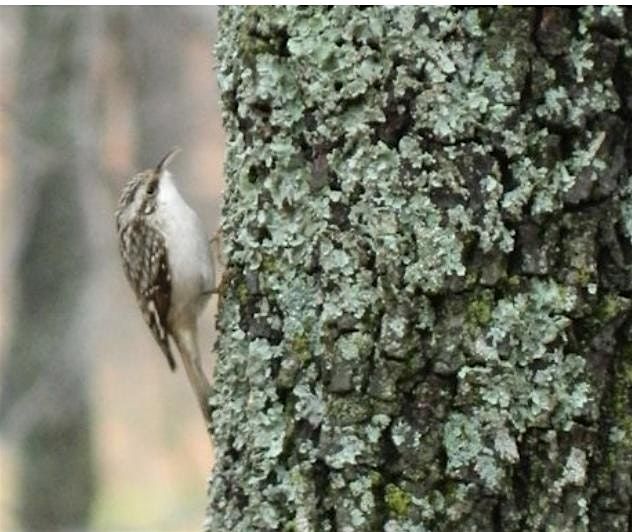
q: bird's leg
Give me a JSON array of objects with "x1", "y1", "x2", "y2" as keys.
[
  {"x1": 209, "y1": 229, "x2": 225, "y2": 267},
  {"x1": 204, "y1": 229, "x2": 225, "y2": 296}
]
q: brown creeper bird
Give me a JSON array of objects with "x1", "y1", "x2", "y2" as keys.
[{"x1": 115, "y1": 147, "x2": 216, "y2": 426}]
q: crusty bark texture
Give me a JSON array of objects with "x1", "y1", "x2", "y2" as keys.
[{"x1": 207, "y1": 7, "x2": 632, "y2": 531}]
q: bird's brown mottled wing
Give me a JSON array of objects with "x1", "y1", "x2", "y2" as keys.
[{"x1": 119, "y1": 220, "x2": 176, "y2": 371}]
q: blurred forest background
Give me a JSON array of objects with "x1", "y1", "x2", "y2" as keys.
[{"x1": 0, "y1": 6, "x2": 224, "y2": 530}]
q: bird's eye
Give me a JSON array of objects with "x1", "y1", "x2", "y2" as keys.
[{"x1": 147, "y1": 181, "x2": 158, "y2": 196}]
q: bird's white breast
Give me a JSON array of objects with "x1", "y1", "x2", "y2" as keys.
[{"x1": 156, "y1": 172, "x2": 214, "y2": 323}]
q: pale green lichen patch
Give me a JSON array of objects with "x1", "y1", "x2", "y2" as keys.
[{"x1": 444, "y1": 280, "x2": 591, "y2": 490}]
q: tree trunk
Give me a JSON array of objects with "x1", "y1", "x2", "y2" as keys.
[
  {"x1": 0, "y1": 7, "x2": 97, "y2": 529},
  {"x1": 207, "y1": 7, "x2": 632, "y2": 530}
]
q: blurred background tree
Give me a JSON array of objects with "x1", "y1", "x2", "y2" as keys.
[
  {"x1": 0, "y1": 7, "x2": 97, "y2": 528},
  {"x1": 0, "y1": 6, "x2": 223, "y2": 529}
]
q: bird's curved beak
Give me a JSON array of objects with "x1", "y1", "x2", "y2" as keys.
[{"x1": 155, "y1": 146, "x2": 182, "y2": 175}]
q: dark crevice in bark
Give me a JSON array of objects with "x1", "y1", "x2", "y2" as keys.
[
  {"x1": 225, "y1": 88, "x2": 239, "y2": 121},
  {"x1": 237, "y1": 114, "x2": 255, "y2": 145},
  {"x1": 531, "y1": 7, "x2": 545, "y2": 57},
  {"x1": 563, "y1": 195, "x2": 612, "y2": 214},
  {"x1": 519, "y1": 59, "x2": 534, "y2": 113},
  {"x1": 612, "y1": 49, "x2": 632, "y2": 121},
  {"x1": 276, "y1": 26, "x2": 290, "y2": 58},
  {"x1": 303, "y1": 137, "x2": 348, "y2": 194},
  {"x1": 490, "y1": 147, "x2": 515, "y2": 194},
  {"x1": 505, "y1": 241, "x2": 525, "y2": 280},
  {"x1": 543, "y1": 122, "x2": 576, "y2": 160},
  {"x1": 372, "y1": 57, "x2": 416, "y2": 149},
  {"x1": 615, "y1": 221, "x2": 632, "y2": 266},
  {"x1": 313, "y1": 458, "x2": 335, "y2": 529},
  {"x1": 587, "y1": 313, "x2": 627, "y2": 524},
  {"x1": 328, "y1": 170, "x2": 342, "y2": 192},
  {"x1": 337, "y1": 92, "x2": 368, "y2": 113},
  {"x1": 492, "y1": 500, "x2": 503, "y2": 532},
  {"x1": 513, "y1": 436, "x2": 531, "y2": 528},
  {"x1": 591, "y1": 13, "x2": 627, "y2": 39},
  {"x1": 376, "y1": 420, "x2": 400, "y2": 529},
  {"x1": 329, "y1": 201, "x2": 351, "y2": 231},
  {"x1": 362, "y1": 306, "x2": 385, "y2": 397},
  {"x1": 405, "y1": 354, "x2": 440, "y2": 396}
]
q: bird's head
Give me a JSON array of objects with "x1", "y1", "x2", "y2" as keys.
[{"x1": 115, "y1": 147, "x2": 181, "y2": 230}]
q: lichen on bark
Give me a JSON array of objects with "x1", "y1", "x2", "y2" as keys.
[{"x1": 207, "y1": 6, "x2": 632, "y2": 531}]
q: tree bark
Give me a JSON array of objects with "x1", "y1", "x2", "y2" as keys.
[{"x1": 207, "y1": 7, "x2": 632, "y2": 531}]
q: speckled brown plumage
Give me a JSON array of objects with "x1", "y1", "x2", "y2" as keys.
[{"x1": 119, "y1": 219, "x2": 175, "y2": 370}]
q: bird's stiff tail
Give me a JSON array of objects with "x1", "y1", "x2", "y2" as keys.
[{"x1": 173, "y1": 326, "x2": 212, "y2": 427}]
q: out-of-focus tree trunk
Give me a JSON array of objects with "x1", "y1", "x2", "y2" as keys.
[
  {"x1": 207, "y1": 6, "x2": 632, "y2": 531},
  {"x1": 108, "y1": 7, "x2": 217, "y2": 172},
  {"x1": 0, "y1": 7, "x2": 98, "y2": 529},
  {"x1": 111, "y1": 6, "x2": 190, "y2": 164}
]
